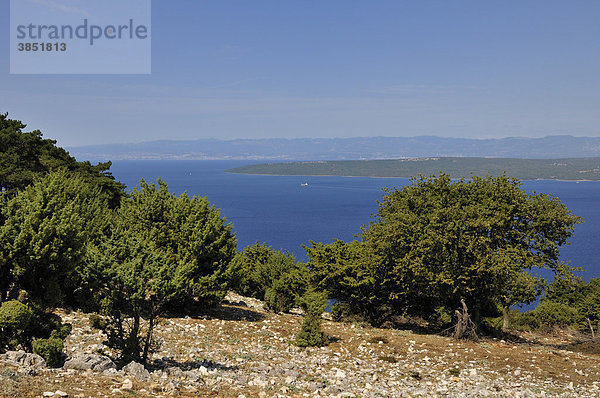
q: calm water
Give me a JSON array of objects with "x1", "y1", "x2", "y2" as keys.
[{"x1": 110, "y1": 160, "x2": 600, "y2": 280}]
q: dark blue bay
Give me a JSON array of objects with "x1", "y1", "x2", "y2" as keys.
[{"x1": 110, "y1": 160, "x2": 600, "y2": 281}]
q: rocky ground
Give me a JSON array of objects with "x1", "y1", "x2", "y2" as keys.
[{"x1": 2, "y1": 292, "x2": 600, "y2": 397}]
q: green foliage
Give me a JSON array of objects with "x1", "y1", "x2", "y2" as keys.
[
  {"x1": 0, "y1": 300, "x2": 33, "y2": 330},
  {"x1": 308, "y1": 174, "x2": 581, "y2": 327},
  {"x1": 121, "y1": 179, "x2": 237, "y2": 308},
  {"x1": 86, "y1": 179, "x2": 236, "y2": 365},
  {"x1": 88, "y1": 228, "x2": 173, "y2": 365},
  {"x1": 0, "y1": 113, "x2": 125, "y2": 207},
  {"x1": 230, "y1": 242, "x2": 308, "y2": 313},
  {"x1": 296, "y1": 316, "x2": 328, "y2": 347},
  {"x1": 532, "y1": 301, "x2": 578, "y2": 330},
  {"x1": 295, "y1": 290, "x2": 328, "y2": 347},
  {"x1": 429, "y1": 306, "x2": 453, "y2": 329},
  {"x1": 264, "y1": 273, "x2": 298, "y2": 314},
  {"x1": 0, "y1": 301, "x2": 33, "y2": 350},
  {"x1": 32, "y1": 337, "x2": 64, "y2": 368},
  {"x1": 49, "y1": 322, "x2": 72, "y2": 341},
  {"x1": 538, "y1": 277, "x2": 600, "y2": 333},
  {"x1": 0, "y1": 171, "x2": 108, "y2": 307},
  {"x1": 0, "y1": 300, "x2": 70, "y2": 353},
  {"x1": 493, "y1": 278, "x2": 600, "y2": 334},
  {"x1": 306, "y1": 239, "x2": 383, "y2": 323},
  {"x1": 89, "y1": 314, "x2": 106, "y2": 330}
]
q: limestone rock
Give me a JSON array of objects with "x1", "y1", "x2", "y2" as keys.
[
  {"x1": 63, "y1": 354, "x2": 116, "y2": 372},
  {"x1": 122, "y1": 361, "x2": 151, "y2": 381},
  {"x1": 0, "y1": 350, "x2": 46, "y2": 369}
]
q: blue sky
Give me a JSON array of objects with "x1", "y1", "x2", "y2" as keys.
[{"x1": 1, "y1": 0, "x2": 599, "y2": 146}]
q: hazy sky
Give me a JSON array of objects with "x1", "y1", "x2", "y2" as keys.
[{"x1": 1, "y1": 0, "x2": 599, "y2": 146}]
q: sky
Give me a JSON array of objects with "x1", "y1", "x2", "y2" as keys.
[{"x1": 1, "y1": 0, "x2": 599, "y2": 147}]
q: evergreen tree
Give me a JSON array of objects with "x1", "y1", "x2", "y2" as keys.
[
  {"x1": 0, "y1": 171, "x2": 107, "y2": 307},
  {"x1": 85, "y1": 179, "x2": 237, "y2": 365},
  {"x1": 309, "y1": 174, "x2": 582, "y2": 328},
  {"x1": 0, "y1": 113, "x2": 124, "y2": 207}
]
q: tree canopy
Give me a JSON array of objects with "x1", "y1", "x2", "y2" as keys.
[
  {"x1": 0, "y1": 171, "x2": 108, "y2": 307},
  {"x1": 308, "y1": 173, "x2": 582, "y2": 327},
  {"x1": 85, "y1": 179, "x2": 238, "y2": 364},
  {"x1": 0, "y1": 113, "x2": 124, "y2": 207}
]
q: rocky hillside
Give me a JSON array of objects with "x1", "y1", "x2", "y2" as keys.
[{"x1": 1, "y1": 293, "x2": 600, "y2": 397}]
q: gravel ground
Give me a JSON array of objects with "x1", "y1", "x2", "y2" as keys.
[{"x1": 1, "y1": 292, "x2": 599, "y2": 397}]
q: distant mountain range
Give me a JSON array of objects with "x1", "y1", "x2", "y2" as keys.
[{"x1": 68, "y1": 135, "x2": 600, "y2": 161}]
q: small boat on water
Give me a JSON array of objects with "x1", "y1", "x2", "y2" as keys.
[{"x1": 301, "y1": 183, "x2": 309, "y2": 187}]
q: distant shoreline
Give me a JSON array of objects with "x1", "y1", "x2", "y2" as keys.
[
  {"x1": 227, "y1": 171, "x2": 597, "y2": 182},
  {"x1": 226, "y1": 157, "x2": 600, "y2": 181}
]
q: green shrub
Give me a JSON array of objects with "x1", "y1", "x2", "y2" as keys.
[
  {"x1": 429, "y1": 306, "x2": 453, "y2": 329},
  {"x1": 0, "y1": 301, "x2": 71, "y2": 353},
  {"x1": 533, "y1": 300, "x2": 577, "y2": 330},
  {"x1": 0, "y1": 300, "x2": 33, "y2": 330},
  {"x1": 264, "y1": 270, "x2": 307, "y2": 313},
  {"x1": 507, "y1": 310, "x2": 540, "y2": 331},
  {"x1": 32, "y1": 337, "x2": 64, "y2": 368},
  {"x1": 295, "y1": 290, "x2": 328, "y2": 347},
  {"x1": 85, "y1": 179, "x2": 237, "y2": 366},
  {"x1": 0, "y1": 300, "x2": 34, "y2": 350},
  {"x1": 50, "y1": 323, "x2": 72, "y2": 341},
  {"x1": 296, "y1": 315, "x2": 328, "y2": 347},
  {"x1": 230, "y1": 242, "x2": 308, "y2": 313},
  {"x1": 89, "y1": 314, "x2": 106, "y2": 330}
]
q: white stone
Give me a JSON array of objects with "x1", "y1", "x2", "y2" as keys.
[{"x1": 121, "y1": 378, "x2": 133, "y2": 390}]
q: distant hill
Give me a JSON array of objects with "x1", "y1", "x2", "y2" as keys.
[
  {"x1": 68, "y1": 135, "x2": 600, "y2": 161},
  {"x1": 227, "y1": 157, "x2": 600, "y2": 181}
]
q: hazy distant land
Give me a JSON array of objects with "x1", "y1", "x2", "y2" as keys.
[
  {"x1": 227, "y1": 157, "x2": 600, "y2": 181},
  {"x1": 68, "y1": 135, "x2": 600, "y2": 161}
]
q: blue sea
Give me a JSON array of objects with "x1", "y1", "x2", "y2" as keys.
[{"x1": 110, "y1": 160, "x2": 600, "y2": 280}]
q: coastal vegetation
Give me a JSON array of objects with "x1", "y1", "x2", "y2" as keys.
[
  {"x1": 306, "y1": 174, "x2": 581, "y2": 335},
  {"x1": 227, "y1": 157, "x2": 600, "y2": 180},
  {"x1": 1, "y1": 114, "x2": 598, "y2": 377}
]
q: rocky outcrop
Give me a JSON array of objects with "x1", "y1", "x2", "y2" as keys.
[
  {"x1": 63, "y1": 354, "x2": 116, "y2": 372},
  {"x1": 122, "y1": 361, "x2": 151, "y2": 381},
  {"x1": 0, "y1": 350, "x2": 46, "y2": 369}
]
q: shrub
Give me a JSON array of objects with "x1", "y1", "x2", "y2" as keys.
[
  {"x1": 230, "y1": 242, "x2": 308, "y2": 313},
  {"x1": 503, "y1": 309, "x2": 540, "y2": 331},
  {"x1": 429, "y1": 306, "x2": 453, "y2": 329},
  {"x1": 89, "y1": 314, "x2": 106, "y2": 330},
  {"x1": 50, "y1": 323, "x2": 72, "y2": 341},
  {"x1": 0, "y1": 171, "x2": 109, "y2": 309},
  {"x1": 296, "y1": 290, "x2": 328, "y2": 347},
  {"x1": 0, "y1": 301, "x2": 70, "y2": 353},
  {"x1": 32, "y1": 337, "x2": 64, "y2": 368},
  {"x1": 0, "y1": 300, "x2": 34, "y2": 351},
  {"x1": 533, "y1": 300, "x2": 578, "y2": 330},
  {"x1": 0, "y1": 300, "x2": 33, "y2": 330}
]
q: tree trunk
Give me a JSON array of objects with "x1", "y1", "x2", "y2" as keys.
[
  {"x1": 454, "y1": 300, "x2": 469, "y2": 339},
  {"x1": 587, "y1": 317, "x2": 596, "y2": 339},
  {"x1": 142, "y1": 306, "x2": 157, "y2": 365},
  {"x1": 502, "y1": 304, "x2": 510, "y2": 331},
  {"x1": 454, "y1": 300, "x2": 478, "y2": 340}
]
